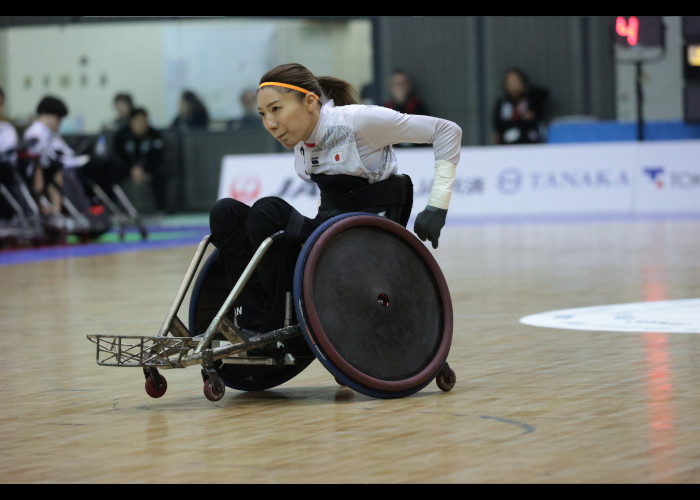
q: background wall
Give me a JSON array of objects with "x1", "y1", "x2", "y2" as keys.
[
  {"x1": 0, "y1": 16, "x2": 689, "y2": 141},
  {"x1": 0, "y1": 16, "x2": 693, "y2": 214},
  {"x1": 374, "y1": 16, "x2": 653, "y2": 145},
  {"x1": 0, "y1": 17, "x2": 373, "y2": 132}
]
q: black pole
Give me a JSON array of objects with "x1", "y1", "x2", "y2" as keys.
[{"x1": 636, "y1": 60, "x2": 644, "y2": 141}]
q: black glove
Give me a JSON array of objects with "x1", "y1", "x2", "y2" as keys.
[{"x1": 414, "y1": 205, "x2": 447, "y2": 249}]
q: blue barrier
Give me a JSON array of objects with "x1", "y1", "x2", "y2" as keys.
[{"x1": 547, "y1": 120, "x2": 700, "y2": 143}]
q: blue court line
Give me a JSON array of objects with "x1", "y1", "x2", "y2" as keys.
[{"x1": 0, "y1": 228, "x2": 209, "y2": 267}]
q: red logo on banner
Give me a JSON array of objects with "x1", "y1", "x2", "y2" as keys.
[{"x1": 230, "y1": 175, "x2": 261, "y2": 204}]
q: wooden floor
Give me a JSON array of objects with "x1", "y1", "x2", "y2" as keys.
[{"x1": 1, "y1": 216, "x2": 700, "y2": 484}]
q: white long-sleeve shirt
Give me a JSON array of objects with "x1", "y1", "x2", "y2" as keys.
[
  {"x1": 293, "y1": 101, "x2": 461, "y2": 210},
  {"x1": 0, "y1": 121, "x2": 18, "y2": 154},
  {"x1": 295, "y1": 102, "x2": 461, "y2": 182},
  {"x1": 23, "y1": 120, "x2": 88, "y2": 171}
]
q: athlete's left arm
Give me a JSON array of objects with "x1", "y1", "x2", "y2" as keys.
[{"x1": 355, "y1": 106, "x2": 462, "y2": 248}]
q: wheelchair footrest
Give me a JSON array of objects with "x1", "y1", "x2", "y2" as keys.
[{"x1": 87, "y1": 334, "x2": 200, "y2": 368}]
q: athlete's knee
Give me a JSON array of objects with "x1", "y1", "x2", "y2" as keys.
[
  {"x1": 247, "y1": 197, "x2": 287, "y2": 238},
  {"x1": 209, "y1": 198, "x2": 249, "y2": 251},
  {"x1": 249, "y1": 196, "x2": 283, "y2": 219}
]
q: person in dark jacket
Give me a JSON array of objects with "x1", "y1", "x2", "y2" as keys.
[
  {"x1": 171, "y1": 90, "x2": 209, "y2": 130},
  {"x1": 492, "y1": 67, "x2": 550, "y2": 145},
  {"x1": 383, "y1": 69, "x2": 429, "y2": 116},
  {"x1": 111, "y1": 107, "x2": 167, "y2": 212},
  {"x1": 383, "y1": 69, "x2": 430, "y2": 148}
]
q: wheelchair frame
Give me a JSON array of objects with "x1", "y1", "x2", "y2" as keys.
[
  {"x1": 87, "y1": 214, "x2": 456, "y2": 402},
  {"x1": 88, "y1": 230, "x2": 309, "y2": 400}
]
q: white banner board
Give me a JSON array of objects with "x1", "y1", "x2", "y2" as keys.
[{"x1": 218, "y1": 141, "x2": 700, "y2": 219}]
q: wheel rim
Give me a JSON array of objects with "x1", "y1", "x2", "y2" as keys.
[{"x1": 296, "y1": 214, "x2": 453, "y2": 395}]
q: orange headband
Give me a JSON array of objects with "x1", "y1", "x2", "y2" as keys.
[{"x1": 259, "y1": 81, "x2": 320, "y2": 100}]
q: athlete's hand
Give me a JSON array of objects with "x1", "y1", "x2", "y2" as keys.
[{"x1": 414, "y1": 205, "x2": 447, "y2": 249}]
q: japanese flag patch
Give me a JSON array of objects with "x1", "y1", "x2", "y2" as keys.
[{"x1": 331, "y1": 150, "x2": 344, "y2": 165}]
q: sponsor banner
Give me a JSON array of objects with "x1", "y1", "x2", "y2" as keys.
[
  {"x1": 218, "y1": 153, "x2": 319, "y2": 217},
  {"x1": 633, "y1": 141, "x2": 700, "y2": 214},
  {"x1": 218, "y1": 140, "x2": 700, "y2": 218},
  {"x1": 393, "y1": 144, "x2": 635, "y2": 216}
]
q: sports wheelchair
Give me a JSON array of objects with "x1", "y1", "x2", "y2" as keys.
[{"x1": 87, "y1": 212, "x2": 456, "y2": 401}]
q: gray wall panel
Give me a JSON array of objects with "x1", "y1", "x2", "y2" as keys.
[{"x1": 376, "y1": 16, "x2": 616, "y2": 145}]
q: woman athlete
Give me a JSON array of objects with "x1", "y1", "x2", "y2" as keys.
[{"x1": 209, "y1": 63, "x2": 462, "y2": 335}]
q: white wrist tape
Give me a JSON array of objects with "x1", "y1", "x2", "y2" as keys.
[{"x1": 427, "y1": 159, "x2": 456, "y2": 210}]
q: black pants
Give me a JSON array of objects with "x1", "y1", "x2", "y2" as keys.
[
  {"x1": 209, "y1": 196, "x2": 325, "y2": 332},
  {"x1": 209, "y1": 175, "x2": 412, "y2": 333},
  {"x1": 77, "y1": 156, "x2": 168, "y2": 212}
]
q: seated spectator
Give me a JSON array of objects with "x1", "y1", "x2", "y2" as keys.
[
  {"x1": 22, "y1": 96, "x2": 87, "y2": 214},
  {"x1": 492, "y1": 67, "x2": 550, "y2": 145},
  {"x1": 0, "y1": 86, "x2": 20, "y2": 221},
  {"x1": 383, "y1": 69, "x2": 430, "y2": 148},
  {"x1": 229, "y1": 88, "x2": 263, "y2": 131},
  {"x1": 171, "y1": 90, "x2": 210, "y2": 130},
  {"x1": 383, "y1": 69, "x2": 429, "y2": 115},
  {"x1": 103, "y1": 93, "x2": 134, "y2": 133},
  {"x1": 23, "y1": 95, "x2": 133, "y2": 218},
  {"x1": 0, "y1": 86, "x2": 19, "y2": 154},
  {"x1": 111, "y1": 108, "x2": 167, "y2": 213}
]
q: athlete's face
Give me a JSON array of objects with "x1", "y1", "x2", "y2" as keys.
[{"x1": 257, "y1": 87, "x2": 319, "y2": 149}]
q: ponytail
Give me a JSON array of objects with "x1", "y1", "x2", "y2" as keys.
[{"x1": 316, "y1": 76, "x2": 358, "y2": 106}]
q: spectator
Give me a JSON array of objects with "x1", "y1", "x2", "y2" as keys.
[
  {"x1": 0, "y1": 86, "x2": 19, "y2": 153},
  {"x1": 103, "y1": 93, "x2": 134, "y2": 132},
  {"x1": 492, "y1": 67, "x2": 550, "y2": 145},
  {"x1": 383, "y1": 69, "x2": 429, "y2": 115},
  {"x1": 111, "y1": 107, "x2": 167, "y2": 213},
  {"x1": 171, "y1": 90, "x2": 209, "y2": 130},
  {"x1": 229, "y1": 88, "x2": 263, "y2": 131},
  {"x1": 0, "y1": 86, "x2": 20, "y2": 222},
  {"x1": 23, "y1": 95, "x2": 129, "y2": 218},
  {"x1": 383, "y1": 69, "x2": 430, "y2": 148},
  {"x1": 22, "y1": 95, "x2": 84, "y2": 214}
]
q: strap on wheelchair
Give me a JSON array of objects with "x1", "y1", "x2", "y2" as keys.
[
  {"x1": 284, "y1": 209, "x2": 306, "y2": 241},
  {"x1": 315, "y1": 174, "x2": 413, "y2": 227}
]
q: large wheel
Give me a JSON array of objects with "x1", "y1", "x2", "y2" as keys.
[
  {"x1": 188, "y1": 249, "x2": 314, "y2": 392},
  {"x1": 293, "y1": 213, "x2": 453, "y2": 399}
]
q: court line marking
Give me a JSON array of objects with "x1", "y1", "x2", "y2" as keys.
[
  {"x1": 480, "y1": 415, "x2": 536, "y2": 435},
  {"x1": 520, "y1": 298, "x2": 700, "y2": 334}
]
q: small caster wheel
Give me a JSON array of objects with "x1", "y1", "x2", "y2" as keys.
[
  {"x1": 436, "y1": 365, "x2": 456, "y2": 392},
  {"x1": 335, "y1": 377, "x2": 345, "y2": 387},
  {"x1": 139, "y1": 227, "x2": 149, "y2": 240},
  {"x1": 145, "y1": 374, "x2": 167, "y2": 398},
  {"x1": 203, "y1": 378, "x2": 225, "y2": 402}
]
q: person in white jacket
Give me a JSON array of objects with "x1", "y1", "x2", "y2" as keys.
[
  {"x1": 209, "y1": 62, "x2": 462, "y2": 333},
  {"x1": 0, "y1": 86, "x2": 18, "y2": 155},
  {"x1": 21, "y1": 96, "x2": 90, "y2": 215}
]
